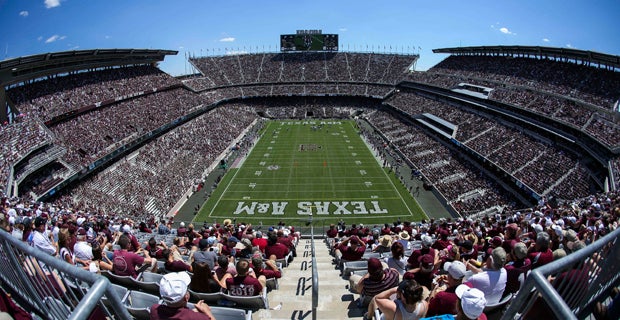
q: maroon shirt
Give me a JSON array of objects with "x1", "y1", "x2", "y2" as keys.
[
  {"x1": 427, "y1": 286, "x2": 458, "y2": 316},
  {"x1": 112, "y1": 250, "x2": 145, "y2": 278},
  {"x1": 407, "y1": 248, "x2": 436, "y2": 268},
  {"x1": 338, "y1": 244, "x2": 365, "y2": 261},
  {"x1": 165, "y1": 260, "x2": 191, "y2": 273},
  {"x1": 528, "y1": 249, "x2": 553, "y2": 269},
  {"x1": 265, "y1": 243, "x2": 289, "y2": 259},
  {"x1": 226, "y1": 275, "x2": 263, "y2": 296}
]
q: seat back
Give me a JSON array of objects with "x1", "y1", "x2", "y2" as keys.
[
  {"x1": 484, "y1": 293, "x2": 513, "y2": 313},
  {"x1": 220, "y1": 287, "x2": 269, "y2": 311},
  {"x1": 123, "y1": 290, "x2": 160, "y2": 320},
  {"x1": 210, "y1": 306, "x2": 252, "y2": 320},
  {"x1": 102, "y1": 284, "x2": 129, "y2": 311},
  {"x1": 101, "y1": 270, "x2": 139, "y2": 290},
  {"x1": 188, "y1": 289, "x2": 223, "y2": 304}
]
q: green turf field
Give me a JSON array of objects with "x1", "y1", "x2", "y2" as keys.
[{"x1": 197, "y1": 119, "x2": 427, "y2": 225}]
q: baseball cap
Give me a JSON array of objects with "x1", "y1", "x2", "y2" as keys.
[
  {"x1": 159, "y1": 272, "x2": 191, "y2": 304},
  {"x1": 241, "y1": 238, "x2": 252, "y2": 248},
  {"x1": 122, "y1": 225, "x2": 131, "y2": 233},
  {"x1": 421, "y1": 235, "x2": 433, "y2": 248},
  {"x1": 456, "y1": 284, "x2": 486, "y2": 319},
  {"x1": 419, "y1": 254, "x2": 434, "y2": 271},
  {"x1": 443, "y1": 261, "x2": 466, "y2": 279},
  {"x1": 77, "y1": 228, "x2": 87, "y2": 236},
  {"x1": 199, "y1": 238, "x2": 209, "y2": 249},
  {"x1": 491, "y1": 236, "x2": 503, "y2": 247},
  {"x1": 349, "y1": 236, "x2": 360, "y2": 245},
  {"x1": 228, "y1": 236, "x2": 239, "y2": 243},
  {"x1": 367, "y1": 257, "x2": 383, "y2": 275},
  {"x1": 34, "y1": 216, "x2": 47, "y2": 228},
  {"x1": 179, "y1": 222, "x2": 185, "y2": 227}
]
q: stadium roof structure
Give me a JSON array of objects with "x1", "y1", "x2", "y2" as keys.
[
  {"x1": 0, "y1": 48, "x2": 178, "y2": 87},
  {"x1": 432, "y1": 45, "x2": 620, "y2": 70}
]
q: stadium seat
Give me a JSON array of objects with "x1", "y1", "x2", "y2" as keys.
[
  {"x1": 133, "y1": 272, "x2": 162, "y2": 295},
  {"x1": 484, "y1": 293, "x2": 513, "y2": 314},
  {"x1": 342, "y1": 260, "x2": 368, "y2": 278},
  {"x1": 101, "y1": 270, "x2": 140, "y2": 290},
  {"x1": 123, "y1": 290, "x2": 160, "y2": 320},
  {"x1": 188, "y1": 289, "x2": 223, "y2": 304},
  {"x1": 219, "y1": 287, "x2": 269, "y2": 311},
  {"x1": 210, "y1": 306, "x2": 253, "y2": 320},
  {"x1": 101, "y1": 283, "x2": 129, "y2": 311}
]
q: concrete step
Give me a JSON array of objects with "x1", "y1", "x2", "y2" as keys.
[{"x1": 253, "y1": 238, "x2": 366, "y2": 319}]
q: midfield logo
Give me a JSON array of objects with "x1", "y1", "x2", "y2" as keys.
[{"x1": 233, "y1": 201, "x2": 388, "y2": 215}]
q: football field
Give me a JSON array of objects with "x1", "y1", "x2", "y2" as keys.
[{"x1": 197, "y1": 119, "x2": 426, "y2": 225}]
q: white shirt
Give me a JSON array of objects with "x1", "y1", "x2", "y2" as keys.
[
  {"x1": 74, "y1": 241, "x2": 94, "y2": 262},
  {"x1": 466, "y1": 268, "x2": 507, "y2": 305},
  {"x1": 32, "y1": 230, "x2": 56, "y2": 256}
]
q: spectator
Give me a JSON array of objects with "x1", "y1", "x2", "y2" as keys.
[
  {"x1": 112, "y1": 234, "x2": 153, "y2": 278},
  {"x1": 191, "y1": 239, "x2": 217, "y2": 270},
  {"x1": 407, "y1": 235, "x2": 436, "y2": 269},
  {"x1": 73, "y1": 228, "x2": 93, "y2": 267},
  {"x1": 373, "y1": 235, "x2": 393, "y2": 254},
  {"x1": 351, "y1": 257, "x2": 400, "y2": 298},
  {"x1": 455, "y1": 285, "x2": 488, "y2": 320},
  {"x1": 31, "y1": 216, "x2": 56, "y2": 257},
  {"x1": 223, "y1": 259, "x2": 263, "y2": 296},
  {"x1": 404, "y1": 253, "x2": 437, "y2": 290},
  {"x1": 427, "y1": 261, "x2": 467, "y2": 316},
  {"x1": 150, "y1": 272, "x2": 215, "y2": 320},
  {"x1": 252, "y1": 231, "x2": 267, "y2": 253},
  {"x1": 465, "y1": 247, "x2": 507, "y2": 305},
  {"x1": 528, "y1": 231, "x2": 554, "y2": 269},
  {"x1": 163, "y1": 248, "x2": 192, "y2": 273},
  {"x1": 370, "y1": 279, "x2": 428, "y2": 320},
  {"x1": 265, "y1": 233, "x2": 290, "y2": 260},
  {"x1": 189, "y1": 262, "x2": 221, "y2": 294},
  {"x1": 251, "y1": 257, "x2": 282, "y2": 289},
  {"x1": 504, "y1": 242, "x2": 531, "y2": 295},
  {"x1": 335, "y1": 236, "x2": 366, "y2": 262},
  {"x1": 385, "y1": 241, "x2": 408, "y2": 275}
]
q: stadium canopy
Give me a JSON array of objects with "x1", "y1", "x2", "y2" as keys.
[
  {"x1": 432, "y1": 45, "x2": 620, "y2": 70},
  {"x1": 0, "y1": 48, "x2": 178, "y2": 87}
]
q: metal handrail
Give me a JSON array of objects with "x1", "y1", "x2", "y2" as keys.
[
  {"x1": 311, "y1": 218, "x2": 319, "y2": 320},
  {"x1": 502, "y1": 227, "x2": 620, "y2": 319},
  {"x1": 0, "y1": 229, "x2": 132, "y2": 319}
]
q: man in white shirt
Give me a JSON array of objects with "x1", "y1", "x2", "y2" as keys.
[
  {"x1": 74, "y1": 228, "x2": 94, "y2": 266},
  {"x1": 32, "y1": 216, "x2": 57, "y2": 257},
  {"x1": 465, "y1": 247, "x2": 507, "y2": 305}
]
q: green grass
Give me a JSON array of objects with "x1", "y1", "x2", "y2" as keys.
[{"x1": 197, "y1": 119, "x2": 426, "y2": 225}]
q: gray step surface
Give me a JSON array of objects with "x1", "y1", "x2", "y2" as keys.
[{"x1": 253, "y1": 238, "x2": 366, "y2": 320}]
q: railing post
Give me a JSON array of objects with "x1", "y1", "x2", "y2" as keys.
[{"x1": 311, "y1": 219, "x2": 318, "y2": 320}]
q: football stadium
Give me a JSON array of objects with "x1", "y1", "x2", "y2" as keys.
[{"x1": 0, "y1": 3, "x2": 619, "y2": 320}]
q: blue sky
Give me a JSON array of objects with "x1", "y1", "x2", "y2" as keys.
[{"x1": 1, "y1": 0, "x2": 619, "y2": 76}]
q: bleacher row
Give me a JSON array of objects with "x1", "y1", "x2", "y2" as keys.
[
  {"x1": 90, "y1": 229, "x2": 298, "y2": 319},
  {"x1": 405, "y1": 55, "x2": 620, "y2": 148},
  {"x1": 186, "y1": 52, "x2": 415, "y2": 89}
]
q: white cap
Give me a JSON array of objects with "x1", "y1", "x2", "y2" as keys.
[
  {"x1": 160, "y1": 272, "x2": 191, "y2": 304},
  {"x1": 180, "y1": 222, "x2": 185, "y2": 227},
  {"x1": 122, "y1": 225, "x2": 131, "y2": 233},
  {"x1": 444, "y1": 261, "x2": 467, "y2": 279},
  {"x1": 76, "y1": 217, "x2": 86, "y2": 226},
  {"x1": 456, "y1": 284, "x2": 486, "y2": 319}
]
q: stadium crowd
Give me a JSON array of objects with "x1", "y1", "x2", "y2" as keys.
[
  {"x1": 186, "y1": 52, "x2": 414, "y2": 89},
  {"x1": 384, "y1": 91, "x2": 591, "y2": 200},
  {"x1": 59, "y1": 104, "x2": 257, "y2": 220},
  {"x1": 6, "y1": 65, "x2": 180, "y2": 123},
  {"x1": 327, "y1": 190, "x2": 620, "y2": 319},
  {"x1": 49, "y1": 88, "x2": 205, "y2": 168},
  {"x1": 404, "y1": 56, "x2": 620, "y2": 148}
]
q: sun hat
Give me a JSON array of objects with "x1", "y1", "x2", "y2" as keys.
[
  {"x1": 456, "y1": 284, "x2": 487, "y2": 319},
  {"x1": 160, "y1": 272, "x2": 191, "y2": 304}
]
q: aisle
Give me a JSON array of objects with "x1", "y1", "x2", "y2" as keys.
[{"x1": 255, "y1": 237, "x2": 365, "y2": 320}]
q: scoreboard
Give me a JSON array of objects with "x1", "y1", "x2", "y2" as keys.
[{"x1": 280, "y1": 32, "x2": 338, "y2": 52}]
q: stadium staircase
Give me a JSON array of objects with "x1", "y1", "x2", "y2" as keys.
[{"x1": 255, "y1": 236, "x2": 365, "y2": 320}]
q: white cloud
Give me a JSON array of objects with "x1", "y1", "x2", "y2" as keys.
[
  {"x1": 219, "y1": 37, "x2": 235, "y2": 42},
  {"x1": 226, "y1": 50, "x2": 248, "y2": 55},
  {"x1": 566, "y1": 44, "x2": 574, "y2": 48},
  {"x1": 499, "y1": 27, "x2": 515, "y2": 35},
  {"x1": 19, "y1": 11, "x2": 29, "y2": 17},
  {"x1": 45, "y1": 0, "x2": 60, "y2": 8},
  {"x1": 45, "y1": 34, "x2": 66, "y2": 43},
  {"x1": 105, "y1": 35, "x2": 111, "y2": 39},
  {"x1": 37, "y1": 36, "x2": 43, "y2": 41},
  {"x1": 542, "y1": 38, "x2": 550, "y2": 42},
  {"x1": 178, "y1": 46, "x2": 184, "y2": 49},
  {"x1": 339, "y1": 27, "x2": 348, "y2": 32}
]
